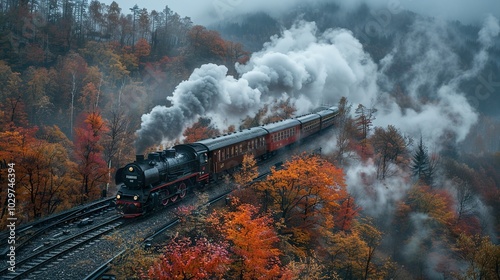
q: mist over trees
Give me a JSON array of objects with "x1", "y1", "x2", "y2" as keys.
[{"x1": 0, "y1": 1, "x2": 499, "y2": 279}]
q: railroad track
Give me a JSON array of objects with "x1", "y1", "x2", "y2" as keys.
[
  {"x1": 0, "y1": 197, "x2": 116, "y2": 258},
  {"x1": 1, "y1": 215, "x2": 124, "y2": 280}
]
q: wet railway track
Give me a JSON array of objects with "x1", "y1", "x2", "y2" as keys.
[
  {"x1": 1, "y1": 215, "x2": 124, "y2": 279},
  {"x1": 0, "y1": 197, "x2": 116, "y2": 257}
]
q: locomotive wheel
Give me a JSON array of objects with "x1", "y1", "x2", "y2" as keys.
[
  {"x1": 161, "y1": 190, "x2": 170, "y2": 206},
  {"x1": 179, "y1": 182, "x2": 187, "y2": 198}
]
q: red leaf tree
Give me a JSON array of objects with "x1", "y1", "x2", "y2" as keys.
[
  {"x1": 146, "y1": 237, "x2": 230, "y2": 280},
  {"x1": 73, "y1": 112, "x2": 108, "y2": 203}
]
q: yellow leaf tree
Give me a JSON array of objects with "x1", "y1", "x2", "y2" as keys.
[{"x1": 233, "y1": 154, "x2": 258, "y2": 186}]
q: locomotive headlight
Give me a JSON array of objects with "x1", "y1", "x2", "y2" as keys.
[
  {"x1": 116, "y1": 194, "x2": 121, "y2": 200},
  {"x1": 133, "y1": 195, "x2": 139, "y2": 201},
  {"x1": 128, "y1": 166, "x2": 134, "y2": 172}
]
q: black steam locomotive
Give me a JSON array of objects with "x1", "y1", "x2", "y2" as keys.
[{"x1": 115, "y1": 106, "x2": 339, "y2": 217}]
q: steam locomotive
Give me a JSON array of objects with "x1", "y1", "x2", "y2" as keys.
[{"x1": 115, "y1": 106, "x2": 339, "y2": 217}]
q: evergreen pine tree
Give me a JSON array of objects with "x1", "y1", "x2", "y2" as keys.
[{"x1": 411, "y1": 136, "x2": 431, "y2": 184}]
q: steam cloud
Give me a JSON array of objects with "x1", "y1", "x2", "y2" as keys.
[
  {"x1": 136, "y1": 16, "x2": 498, "y2": 156},
  {"x1": 135, "y1": 21, "x2": 378, "y2": 153}
]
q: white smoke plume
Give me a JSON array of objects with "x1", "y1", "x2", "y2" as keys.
[
  {"x1": 136, "y1": 16, "x2": 498, "y2": 154},
  {"x1": 135, "y1": 64, "x2": 262, "y2": 153},
  {"x1": 135, "y1": 21, "x2": 378, "y2": 153}
]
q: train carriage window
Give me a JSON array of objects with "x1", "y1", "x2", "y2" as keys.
[
  {"x1": 239, "y1": 144, "x2": 243, "y2": 154},
  {"x1": 221, "y1": 150, "x2": 225, "y2": 160}
]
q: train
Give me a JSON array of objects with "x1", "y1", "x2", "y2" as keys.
[{"x1": 115, "y1": 106, "x2": 339, "y2": 217}]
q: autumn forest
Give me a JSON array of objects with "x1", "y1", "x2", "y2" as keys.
[{"x1": 0, "y1": 0, "x2": 499, "y2": 279}]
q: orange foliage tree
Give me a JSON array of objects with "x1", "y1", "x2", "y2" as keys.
[
  {"x1": 18, "y1": 139, "x2": 79, "y2": 219},
  {"x1": 186, "y1": 25, "x2": 227, "y2": 65},
  {"x1": 134, "y1": 38, "x2": 151, "y2": 62},
  {"x1": 454, "y1": 233, "x2": 500, "y2": 279},
  {"x1": 406, "y1": 185, "x2": 456, "y2": 230},
  {"x1": 0, "y1": 124, "x2": 79, "y2": 227},
  {"x1": 325, "y1": 219, "x2": 391, "y2": 279},
  {"x1": 0, "y1": 126, "x2": 37, "y2": 226},
  {"x1": 257, "y1": 155, "x2": 347, "y2": 240},
  {"x1": 182, "y1": 118, "x2": 218, "y2": 143},
  {"x1": 209, "y1": 201, "x2": 289, "y2": 279}
]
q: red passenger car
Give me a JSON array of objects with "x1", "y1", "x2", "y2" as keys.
[{"x1": 262, "y1": 119, "x2": 301, "y2": 153}]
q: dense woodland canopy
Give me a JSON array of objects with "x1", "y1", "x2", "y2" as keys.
[
  {"x1": 0, "y1": 1, "x2": 499, "y2": 279},
  {"x1": 0, "y1": 0, "x2": 249, "y2": 220}
]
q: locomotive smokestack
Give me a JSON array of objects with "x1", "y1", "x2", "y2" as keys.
[{"x1": 136, "y1": 155, "x2": 145, "y2": 162}]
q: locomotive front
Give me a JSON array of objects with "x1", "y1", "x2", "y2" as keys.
[
  {"x1": 115, "y1": 148, "x2": 202, "y2": 218},
  {"x1": 115, "y1": 154, "x2": 166, "y2": 217}
]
